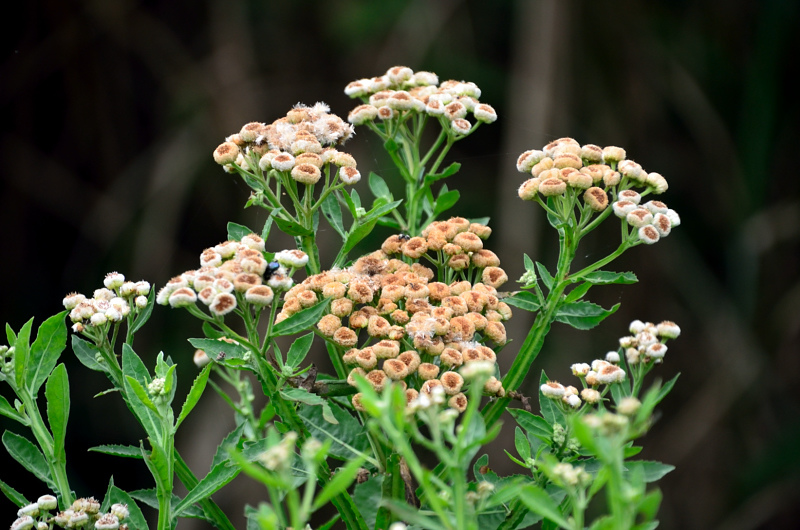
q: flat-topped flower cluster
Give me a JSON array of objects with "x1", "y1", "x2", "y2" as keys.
[
  {"x1": 63, "y1": 273, "x2": 150, "y2": 333},
  {"x1": 154, "y1": 233, "x2": 306, "y2": 317},
  {"x1": 212, "y1": 102, "x2": 362, "y2": 186},
  {"x1": 345, "y1": 65, "x2": 497, "y2": 135},
  {"x1": 517, "y1": 137, "x2": 680, "y2": 245},
  {"x1": 277, "y1": 218, "x2": 511, "y2": 413}
]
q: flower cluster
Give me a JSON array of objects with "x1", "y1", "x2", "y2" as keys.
[
  {"x1": 540, "y1": 319, "x2": 680, "y2": 411},
  {"x1": 156, "y1": 234, "x2": 305, "y2": 317},
  {"x1": 516, "y1": 137, "x2": 680, "y2": 244},
  {"x1": 212, "y1": 102, "x2": 362, "y2": 185},
  {"x1": 0, "y1": 345, "x2": 13, "y2": 376},
  {"x1": 10, "y1": 495, "x2": 130, "y2": 530},
  {"x1": 618, "y1": 319, "x2": 680, "y2": 365},
  {"x1": 63, "y1": 273, "x2": 150, "y2": 333},
  {"x1": 278, "y1": 218, "x2": 511, "y2": 413},
  {"x1": 345, "y1": 65, "x2": 498, "y2": 134}
]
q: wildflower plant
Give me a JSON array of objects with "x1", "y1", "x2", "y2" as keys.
[{"x1": 1, "y1": 66, "x2": 680, "y2": 529}]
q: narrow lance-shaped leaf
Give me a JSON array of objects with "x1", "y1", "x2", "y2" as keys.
[
  {"x1": 554, "y1": 301, "x2": 620, "y2": 330},
  {"x1": 321, "y1": 192, "x2": 346, "y2": 240},
  {"x1": 173, "y1": 460, "x2": 239, "y2": 517},
  {"x1": 27, "y1": 311, "x2": 68, "y2": 395},
  {"x1": 129, "y1": 288, "x2": 156, "y2": 336},
  {"x1": 2, "y1": 431, "x2": 55, "y2": 490},
  {"x1": 71, "y1": 335, "x2": 108, "y2": 374},
  {"x1": 280, "y1": 388, "x2": 338, "y2": 424},
  {"x1": 504, "y1": 291, "x2": 542, "y2": 312},
  {"x1": 518, "y1": 485, "x2": 571, "y2": 529},
  {"x1": 176, "y1": 364, "x2": 211, "y2": 430},
  {"x1": 368, "y1": 172, "x2": 392, "y2": 200},
  {"x1": 312, "y1": 455, "x2": 366, "y2": 511},
  {"x1": 286, "y1": 332, "x2": 315, "y2": 370},
  {"x1": 0, "y1": 394, "x2": 28, "y2": 425},
  {"x1": 88, "y1": 444, "x2": 145, "y2": 459},
  {"x1": 272, "y1": 299, "x2": 331, "y2": 337},
  {"x1": 0, "y1": 477, "x2": 28, "y2": 507},
  {"x1": 45, "y1": 363, "x2": 70, "y2": 467},
  {"x1": 13, "y1": 318, "x2": 34, "y2": 390}
]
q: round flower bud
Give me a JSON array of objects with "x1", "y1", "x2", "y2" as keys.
[
  {"x1": 453, "y1": 231, "x2": 483, "y2": 252},
  {"x1": 516, "y1": 150, "x2": 544, "y2": 173},
  {"x1": 481, "y1": 267, "x2": 508, "y2": 289},
  {"x1": 317, "y1": 314, "x2": 342, "y2": 336},
  {"x1": 601, "y1": 146, "x2": 626, "y2": 164},
  {"x1": 541, "y1": 381, "x2": 566, "y2": 398},
  {"x1": 291, "y1": 163, "x2": 321, "y2": 185},
  {"x1": 564, "y1": 394, "x2": 582, "y2": 408},
  {"x1": 193, "y1": 349, "x2": 211, "y2": 368},
  {"x1": 638, "y1": 225, "x2": 661, "y2": 244},
  {"x1": 383, "y1": 359, "x2": 409, "y2": 380},
  {"x1": 584, "y1": 187, "x2": 609, "y2": 211},
  {"x1": 626, "y1": 209, "x2": 653, "y2": 228},
  {"x1": 595, "y1": 364, "x2": 626, "y2": 384},
  {"x1": 440, "y1": 371, "x2": 464, "y2": 395},
  {"x1": 580, "y1": 388, "x2": 601, "y2": 404},
  {"x1": 474, "y1": 104, "x2": 497, "y2": 123},
  {"x1": 518, "y1": 177, "x2": 540, "y2": 200},
  {"x1": 580, "y1": 144, "x2": 603, "y2": 163},
  {"x1": 348, "y1": 104, "x2": 378, "y2": 125},
  {"x1": 332, "y1": 327, "x2": 358, "y2": 348},
  {"x1": 451, "y1": 118, "x2": 472, "y2": 135},
  {"x1": 606, "y1": 350, "x2": 621, "y2": 363},
  {"x1": 617, "y1": 396, "x2": 641, "y2": 415},
  {"x1": 271, "y1": 153, "x2": 296, "y2": 172},
  {"x1": 538, "y1": 177, "x2": 567, "y2": 197},
  {"x1": 366, "y1": 369, "x2": 389, "y2": 392},
  {"x1": 401, "y1": 237, "x2": 428, "y2": 259},
  {"x1": 656, "y1": 320, "x2": 681, "y2": 339},
  {"x1": 647, "y1": 172, "x2": 669, "y2": 194},
  {"x1": 339, "y1": 166, "x2": 361, "y2": 185},
  {"x1": 213, "y1": 142, "x2": 239, "y2": 165}
]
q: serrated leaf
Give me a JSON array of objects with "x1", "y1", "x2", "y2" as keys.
[
  {"x1": 368, "y1": 172, "x2": 392, "y2": 200},
  {"x1": 508, "y1": 409, "x2": 553, "y2": 442},
  {"x1": 321, "y1": 192, "x2": 346, "y2": 240},
  {"x1": 88, "y1": 444, "x2": 145, "y2": 459},
  {"x1": 0, "y1": 477, "x2": 28, "y2": 507},
  {"x1": 45, "y1": 363, "x2": 69, "y2": 467},
  {"x1": 280, "y1": 388, "x2": 338, "y2": 424},
  {"x1": 121, "y1": 345, "x2": 161, "y2": 438},
  {"x1": 555, "y1": 301, "x2": 620, "y2": 330},
  {"x1": 536, "y1": 262, "x2": 554, "y2": 291},
  {"x1": 129, "y1": 288, "x2": 155, "y2": 336},
  {"x1": 211, "y1": 424, "x2": 246, "y2": 470},
  {"x1": 523, "y1": 253, "x2": 535, "y2": 271},
  {"x1": 2, "y1": 431, "x2": 54, "y2": 489},
  {"x1": 176, "y1": 364, "x2": 211, "y2": 429},
  {"x1": 286, "y1": 332, "x2": 315, "y2": 370},
  {"x1": 174, "y1": 460, "x2": 239, "y2": 517},
  {"x1": 271, "y1": 299, "x2": 331, "y2": 337},
  {"x1": 298, "y1": 401, "x2": 371, "y2": 462},
  {"x1": 0, "y1": 394, "x2": 27, "y2": 425},
  {"x1": 434, "y1": 189, "x2": 460, "y2": 216},
  {"x1": 273, "y1": 216, "x2": 313, "y2": 237},
  {"x1": 26, "y1": 311, "x2": 68, "y2": 395},
  {"x1": 518, "y1": 485, "x2": 571, "y2": 529},
  {"x1": 564, "y1": 281, "x2": 593, "y2": 303},
  {"x1": 71, "y1": 335, "x2": 107, "y2": 373},
  {"x1": 504, "y1": 291, "x2": 542, "y2": 312},
  {"x1": 227, "y1": 221, "x2": 254, "y2": 242},
  {"x1": 580, "y1": 271, "x2": 638, "y2": 285}
]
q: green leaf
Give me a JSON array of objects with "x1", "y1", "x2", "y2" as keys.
[
  {"x1": 298, "y1": 400, "x2": 371, "y2": 462},
  {"x1": 129, "y1": 288, "x2": 156, "y2": 336},
  {"x1": 653, "y1": 373, "x2": 680, "y2": 407},
  {"x1": 227, "y1": 222, "x2": 254, "y2": 242},
  {"x1": 518, "y1": 485, "x2": 571, "y2": 529},
  {"x1": 286, "y1": 332, "x2": 315, "y2": 370},
  {"x1": 211, "y1": 424, "x2": 246, "y2": 470},
  {"x1": 13, "y1": 318, "x2": 33, "y2": 389},
  {"x1": 353, "y1": 475, "x2": 383, "y2": 530},
  {"x1": 126, "y1": 376, "x2": 159, "y2": 415},
  {"x1": 174, "y1": 461, "x2": 239, "y2": 517},
  {"x1": 504, "y1": 291, "x2": 542, "y2": 312},
  {"x1": 383, "y1": 138, "x2": 399, "y2": 153},
  {"x1": 280, "y1": 388, "x2": 338, "y2": 424},
  {"x1": 2, "y1": 431, "x2": 55, "y2": 489},
  {"x1": 508, "y1": 409, "x2": 553, "y2": 443},
  {"x1": 45, "y1": 363, "x2": 69, "y2": 467},
  {"x1": 71, "y1": 335, "x2": 108, "y2": 373},
  {"x1": 424, "y1": 161, "x2": 461, "y2": 184},
  {"x1": 143, "y1": 441, "x2": 172, "y2": 497},
  {"x1": 176, "y1": 364, "x2": 211, "y2": 430},
  {"x1": 187, "y1": 338, "x2": 249, "y2": 368},
  {"x1": 625, "y1": 461, "x2": 675, "y2": 483},
  {"x1": 0, "y1": 477, "x2": 28, "y2": 507},
  {"x1": 368, "y1": 172, "x2": 392, "y2": 200},
  {"x1": 274, "y1": 216, "x2": 313, "y2": 237},
  {"x1": 514, "y1": 426, "x2": 531, "y2": 461},
  {"x1": 26, "y1": 311, "x2": 68, "y2": 394},
  {"x1": 523, "y1": 253, "x2": 535, "y2": 271},
  {"x1": 88, "y1": 444, "x2": 145, "y2": 459},
  {"x1": 343, "y1": 188, "x2": 360, "y2": 217},
  {"x1": 382, "y1": 500, "x2": 448, "y2": 530},
  {"x1": 536, "y1": 262, "x2": 554, "y2": 291},
  {"x1": 580, "y1": 271, "x2": 638, "y2": 285},
  {"x1": 637, "y1": 488, "x2": 663, "y2": 520},
  {"x1": 321, "y1": 192, "x2": 346, "y2": 240},
  {"x1": 434, "y1": 189, "x2": 460, "y2": 216},
  {"x1": 0, "y1": 394, "x2": 28, "y2": 425},
  {"x1": 555, "y1": 301, "x2": 620, "y2": 330},
  {"x1": 272, "y1": 299, "x2": 331, "y2": 337},
  {"x1": 564, "y1": 282, "x2": 593, "y2": 304},
  {"x1": 312, "y1": 456, "x2": 366, "y2": 511},
  {"x1": 105, "y1": 486, "x2": 148, "y2": 530}
]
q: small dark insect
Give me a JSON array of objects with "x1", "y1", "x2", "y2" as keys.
[
  {"x1": 216, "y1": 352, "x2": 226, "y2": 361},
  {"x1": 264, "y1": 261, "x2": 281, "y2": 280},
  {"x1": 398, "y1": 233, "x2": 411, "y2": 241}
]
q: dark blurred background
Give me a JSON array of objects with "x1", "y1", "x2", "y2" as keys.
[{"x1": 2, "y1": 0, "x2": 799, "y2": 528}]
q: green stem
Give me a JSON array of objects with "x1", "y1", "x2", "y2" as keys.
[{"x1": 174, "y1": 451, "x2": 236, "y2": 530}]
